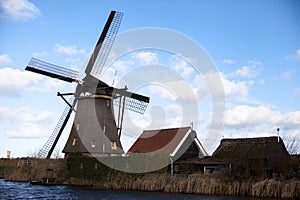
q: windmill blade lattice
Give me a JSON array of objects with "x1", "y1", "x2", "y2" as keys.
[
  {"x1": 114, "y1": 97, "x2": 149, "y2": 114},
  {"x1": 38, "y1": 96, "x2": 75, "y2": 158},
  {"x1": 91, "y1": 11, "x2": 123, "y2": 77},
  {"x1": 26, "y1": 57, "x2": 79, "y2": 83}
]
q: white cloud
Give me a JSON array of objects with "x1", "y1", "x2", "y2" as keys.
[
  {"x1": 129, "y1": 103, "x2": 182, "y2": 131},
  {"x1": 285, "y1": 48, "x2": 300, "y2": 60},
  {"x1": 40, "y1": 77, "x2": 73, "y2": 93},
  {"x1": 192, "y1": 74, "x2": 209, "y2": 100},
  {"x1": 0, "y1": 106, "x2": 55, "y2": 138},
  {"x1": 0, "y1": 0, "x2": 40, "y2": 21},
  {"x1": 226, "y1": 60, "x2": 261, "y2": 78},
  {"x1": 225, "y1": 105, "x2": 282, "y2": 128},
  {"x1": 0, "y1": 67, "x2": 73, "y2": 96},
  {"x1": 216, "y1": 60, "x2": 261, "y2": 98},
  {"x1": 55, "y1": 44, "x2": 86, "y2": 55},
  {"x1": 98, "y1": 67, "x2": 117, "y2": 86},
  {"x1": 148, "y1": 80, "x2": 198, "y2": 102},
  {"x1": 134, "y1": 52, "x2": 158, "y2": 64},
  {"x1": 280, "y1": 70, "x2": 294, "y2": 80},
  {"x1": 224, "y1": 104, "x2": 300, "y2": 132},
  {"x1": 204, "y1": 72, "x2": 253, "y2": 99},
  {"x1": 121, "y1": 103, "x2": 183, "y2": 142},
  {"x1": 222, "y1": 59, "x2": 236, "y2": 65},
  {"x1": 221, "y1": 104, "x2": 300, "y2": 153},
  {"x1": 32, "y1": 51, "x2": 49, "y2": 58},
  {"x1": 163, "y1": 104, "x2": 183, "y2": 128},
  {"x1": 148, "y1": 84, "x2": 176, "y2": 101},
  {"x1": 0, "y1": 54, "x2": 12, "y2": 66},
  {"x1": 0, "y1": 106, "x2": 10, "y2": 120},
  {"x1": 169, "y1": 55, "x2": 194, "y2": 78},
  {"x1": 227, "y1": 66, "x2": 258, "y2": 78},
  {"x1": 283, "y1": 111, "x2": 300, "y2": 130},
  {"x1": 248, "y1": 60, "x2": 263, "y2": 67},
  {"x1": 0, "y1": 67, "x2": 42, "y2": 96},
  {"x1": 110, "y1": 59, "x2": 134, "y2": 74},
  {"x1": 223, "y1": 77, "x2": 254, "y2": 98},
  {"x1": 272, "y1": 69, "x2": 295, "y2": 80}
]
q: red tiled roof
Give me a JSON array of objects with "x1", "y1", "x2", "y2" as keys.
[{"x1": 128, "y1": 127, "x2": 191, "y2": 154}]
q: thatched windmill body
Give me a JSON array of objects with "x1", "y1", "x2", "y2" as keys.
[{"x1": 25, "y1": 11, "x2": 150, "y2": 158}]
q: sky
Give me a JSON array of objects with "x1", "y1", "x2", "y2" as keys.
[{"x1": 0, "y1": 0, "x2": 299, "y2": 158}]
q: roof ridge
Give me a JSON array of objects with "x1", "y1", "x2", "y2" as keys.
[
  {"x1": 221, "y1": 136, "x2": 281, "y2": 141},
  {"x1": 143, "y1": 126, "x2": 191, "y2": 132}
]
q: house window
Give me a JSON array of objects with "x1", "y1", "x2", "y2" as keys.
[
  {"x1": 111, "y1": 141, "x2": 117, "y2": 150},
  {"x1": 72, "y1": 137, "x2": 77, "y2": 146},
  {"x1": 174, "y1": 165, "x2": 179, "y2": 172},
  {"x1": 91, "y1": 140, "x2": 96, "y2": 148},
  {"x1": 80, "y1": 163, "x2": 83, "y2": 170},
  {"x1": 94, "y1": 163, "x2": 98, "y2": 170}
]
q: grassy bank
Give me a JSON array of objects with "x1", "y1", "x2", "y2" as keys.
[
  {"x1": 1, "y1": 156, "x2": 299, "y2": 199},
  {"x1": 1, "y1": 158, "x2": 66, "y2": 182},
  {"x1": 67, "y1": 173, "x2": 300, "y2": 199}
]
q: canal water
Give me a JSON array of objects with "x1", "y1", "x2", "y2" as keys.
[{"x1": 0, "y1": 179, "x2": 274, "y2": 200}]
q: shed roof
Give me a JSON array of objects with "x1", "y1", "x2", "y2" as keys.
[
  {"x1": 212, "y1": 136, "x2": 289, "y2": 160},
  {"x1": 128, "y1": 127, "x2": 190, "y2": 154},
  {"x1": 128, "y1": 127, "x2": 207, "y2": 159}
]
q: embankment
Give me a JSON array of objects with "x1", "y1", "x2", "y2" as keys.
[
  {"x1": 1, "y1": 158, "x2": 66, "y2": 182},
  {"x1": 1, "y1": 157, "x2": 299, "y2": 199},
  {"x1": 67, "y1": 173, "x2": 300, "y2": 199},
  {"x1": 65, "y1": 155, "x2": 300, "y2": 199}
]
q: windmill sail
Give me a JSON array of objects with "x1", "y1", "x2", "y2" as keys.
[
  {"x1": 112, "y1": 88, "x2": 150, "y2": 114},
  {"x1": 111, "y1": 88, "x2": 150, "y2": 103},
  {"x1": 91, "y1": 11, "x2": 123, "y2": 77},
  {"x1": 38, "y1": 96, "x2": 75, "y2": 158},
  {"x1": 26, "y1": 58, "x2": 79, "y2": 82},
  {"x1": 113, "y1": 97, "x2": 149, "y2": 114},
  {"x1": 85, "y1": 10, "x2": 123, "y2": 78}
]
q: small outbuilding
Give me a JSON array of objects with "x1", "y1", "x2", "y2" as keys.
[
  {"x1": 128, "y1": 127, "x2": 208, "y2": 174},
  {"x1": 200, "y1": 136, "x2": 290, "y2": 178}
]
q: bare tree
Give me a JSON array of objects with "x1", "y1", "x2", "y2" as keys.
[
  {"x1": 282, "y1": 135, "x2": 299, "y2": 155},
  {"x1": 27, "y1": 147, "x2": 42, "y2": 158},
  {"x1": 53, "y1": 147, "x2": 62, "y2": 159}
]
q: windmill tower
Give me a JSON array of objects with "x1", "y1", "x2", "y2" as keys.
[{"x1": 25, "y1": 11, "x2": 150, "y2": 158}]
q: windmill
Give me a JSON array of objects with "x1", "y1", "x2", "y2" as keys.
[{"x1": 25, "y1": 11, "x2": 150, "y2": 159}]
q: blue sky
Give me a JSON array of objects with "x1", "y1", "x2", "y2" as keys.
[{"x1": 0, "y1": 0, "x2": 299, "y2": 157}]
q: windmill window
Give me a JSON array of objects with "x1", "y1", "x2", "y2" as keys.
[
  {"x1": 91, "y1": 140, "x2": 96, "y2": 148},
  {"x1": 111, "y1": 141, "x2": 117, "y2": 150},
  {"x1": 72, "y1": 137, "x2": 77, "y2": 146},
  {"x1": 76, "y1": 123, "x2": 80, "y2": 131},
  {"x1": 106, "y1": 100, "x2": 110, "y2": 107}
]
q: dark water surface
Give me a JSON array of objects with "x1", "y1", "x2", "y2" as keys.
[{"x1": 0, "y1": 179, "x2": 274, "y2": 200}]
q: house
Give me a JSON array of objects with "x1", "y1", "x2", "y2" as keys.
[
  {"x1": 128, "y1": 127, "x2": 208, "y2": 174},
  {"x1": 200, "y1": 136, "x2": 290, "y2": 178}
]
